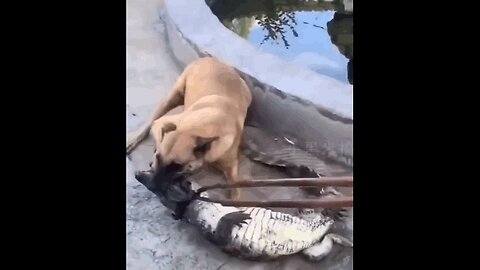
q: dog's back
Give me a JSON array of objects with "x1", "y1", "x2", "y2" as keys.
[{"x1": 182, "y1": 57, "x2": 252, "y2": 113}]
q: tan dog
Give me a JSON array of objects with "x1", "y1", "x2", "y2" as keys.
[{"x1": 127, "y1": 57, "x2": 252, "y2": 199}]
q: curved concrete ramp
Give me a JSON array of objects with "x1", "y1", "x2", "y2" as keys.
[{"x1": 164, "y1": 0, "x2": 353, "y2": 168}]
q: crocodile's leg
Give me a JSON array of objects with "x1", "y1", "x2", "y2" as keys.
[
  {"x1": 319, "y1": 186, "x2": 342, "y2": 197},
  {"x1": 321, "y1": 208, "x2": 349, "y2": 221},
  {"x1": 296, "y1": 186, "x2": 346, "y2": 220},
  {"x1": 302, "y1": 233, "x2": 353, "y2": 262},
  {"x1": 295, "y1": 208, "x2": 317, "y2": 222},
  {"x1": 297, "y1": 208, "x2": 315, "y2": 216}
]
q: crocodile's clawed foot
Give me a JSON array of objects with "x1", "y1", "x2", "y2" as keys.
[
  {"x1": 319, "y1": 187, "x2": 342, "y2": 197},
  {"x1": 329, "y1": 233, "x2": 353, "y2": 248},
  {"x1": 321, "y1": 208, "x2": 349, "y2": 221},
  {"x1": 296, "y1": 208, "x2": 315, "y2": 216},
  {"x1": 297, "y1": 207, "x2": 349, "y2": 221},
  {"x1": 298, "y1": 208, "x2": 315, "y2": 215},
  {"x1": 300, "y1": 184, "x2": 344, "y2": 197}
]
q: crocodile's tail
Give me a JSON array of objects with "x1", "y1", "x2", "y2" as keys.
[
  {"x1": 241, "y1": 137, "x2": 320, "y2": 178},
  {"x1": 241, "y1": 137, "x2": 326, "y2": 196}
]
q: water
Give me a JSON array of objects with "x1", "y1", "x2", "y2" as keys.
[{"x1": 208, "y1": 0, "x2": 353, "y2": 85}]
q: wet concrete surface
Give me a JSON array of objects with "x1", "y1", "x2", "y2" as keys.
[{"x1": 127, "y1": 0, "x2": 352, "y2": 269}]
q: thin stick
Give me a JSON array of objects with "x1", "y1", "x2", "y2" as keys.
[
  {"x1": 195, "y1": 177, "x2": 353, "y2": 194},
  {"x1": 195, "y1": 196, "x2": 353, "y2": 209}
]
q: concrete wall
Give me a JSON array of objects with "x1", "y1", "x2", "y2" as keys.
[{"x1": 164, "y1": 0, "x2": 353, "y2": 168}]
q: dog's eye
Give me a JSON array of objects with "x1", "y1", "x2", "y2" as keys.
[
  {"x1": 193, "y1": 144, "x2": 209, "y2": 157},
  {"x1": 193, "y1": 149, "x2": 202, "y2": 158},
  {"x1": 193, "y1": 137, "x2": 217, "y2": 158},
  {"x1": 194, "y1": 144, "x2": 207, "y2": 152}
]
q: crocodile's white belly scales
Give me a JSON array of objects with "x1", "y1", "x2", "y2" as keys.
[{"x1": 185, "y1": 200, "x2": 336, "y2": 260}]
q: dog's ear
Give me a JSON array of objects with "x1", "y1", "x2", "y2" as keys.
[
  {"x1": 161, "y1": 122, "x2": 177, "y2": 137},
  {"x1": 194, "y1": 136, "x2": 218, "y2": 157}
]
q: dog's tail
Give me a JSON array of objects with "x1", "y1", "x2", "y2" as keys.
[
  {"x1": 198, "y1": 50, "x2": 212, "y2": 58},
  {"x1": 126, "y1": 123, "x2": 151, "y2": 155}
]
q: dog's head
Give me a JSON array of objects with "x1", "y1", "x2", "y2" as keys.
[{"x1": 153, "y1": 122, "x2": 217, "y2": 172}]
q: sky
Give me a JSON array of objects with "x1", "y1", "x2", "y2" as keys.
[{"x1": 247, "y1": 11, "x2": 349, "y2": 83}]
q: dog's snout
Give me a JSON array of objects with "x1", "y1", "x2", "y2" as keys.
[{"x1": 151, "y1": 153, "x2": 165, "y2": 170}]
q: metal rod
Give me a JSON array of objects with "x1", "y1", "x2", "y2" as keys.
[
  {"x1": 195, "y1": 196, "x2": 353, "y2": 209},
  {"x1": 195, "y1": 177, "x2": 353, "y2": 194}
]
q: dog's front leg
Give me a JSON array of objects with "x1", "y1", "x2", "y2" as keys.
[
  {"x1": 203, "y1": 134, "x2": 242, "y2": 199},
  {"x1": 227, "y1": 162, "x2": 241, "y2": 200},
  {"x1": 216, "y1": 158, "x2": 241, "y2": 200}
]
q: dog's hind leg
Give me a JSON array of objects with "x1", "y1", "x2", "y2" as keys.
[
  {"x1": 226, "y1": 161, "x2": 241, "y2": 200},
  {"x1": 149, "y1": 72, "x2": 186, "y2": 122},
  {"x1": 127, "y1": 72, "x2": 187, "y2": 155}
]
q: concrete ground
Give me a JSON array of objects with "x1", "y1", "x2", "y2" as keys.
[{"x1": 126, "y1": 0, "x2": 352, "y2": 269}]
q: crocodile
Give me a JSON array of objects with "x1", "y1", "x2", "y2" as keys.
[{"x1": 134, "y1": 163, "x2": 353, "y2": 262}]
